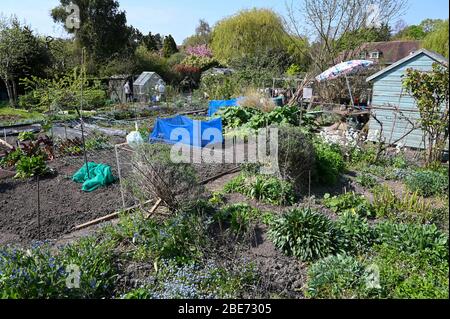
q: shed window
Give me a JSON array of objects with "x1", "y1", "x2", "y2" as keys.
[{"x1": 370, "y1": 51, "x2": 380, "y2": 59}]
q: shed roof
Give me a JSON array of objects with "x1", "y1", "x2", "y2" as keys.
[{"x1": 366, "y1": 48, "x2": 448, "y2": 82}]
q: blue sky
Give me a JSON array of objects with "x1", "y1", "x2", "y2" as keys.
[{"x1": 1, "y1": 0, "x2": 449, "y2": 43}]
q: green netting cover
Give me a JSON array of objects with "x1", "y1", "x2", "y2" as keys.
[{"x1": 72, "y1": 162, "x2": 117, "y2": 192}]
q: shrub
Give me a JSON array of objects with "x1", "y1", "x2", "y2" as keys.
[
  {"x1": 276, "y1": 125, "x2": 316, "y2": 189},
  {"x1": 18, "y1": 131, "x2": 35, "y2": 142},
  {"x1": 121, "y1": 259, "x2": 257, "y2": 299},
  {"x1": 368, "y1": 244, "x2": 449, "y2": 299},
  {"x1": 224, "y1": 173, "x2": 295, "y2": 206},
  {"x1": 405, "y1": 170, "x2": 448, "y2": 197},
  {"x1": 103, "y1": 210, "x2": 209, "y2": 264},
  {"x1": 0, "y1": 238, "x2": 116, "y2": 299},
  {"x1": 268, "y1": 208, "x2": 335, "y2": 261},
  {"x1": 313, "y1": 139, "x2": 345, "y2": 185},
  {"x1": 323, "y1": 192, "x2": 374, "y2": 218},
  {"x1": 306, "y1": 254, "x2": 367, "y2": 299},
  {"x1": 14, "y1": 155, "x2": 49, "y2": 179},
  {"x1": 374, "y1": 222, "x2": 449, "y2": 259},
  {"x1": 355, "y1": 173, "x2": 377, "y2": 189},
  {"x1": 130, "y1": 144, "x2": 203, "y2": 211},
  {"x1": 335, "y1": 212, "x2": 374, "y2": 255},
  {"x1": 214, "y1": 203, "x2": 259, "y2": 236},
  {"x1": 372, "y1": 185, "x2": 433, "y2": 223}
]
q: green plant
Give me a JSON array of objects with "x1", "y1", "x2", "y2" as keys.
[
  {"x1": 214, "y1": 203, "x2": 260, "y2": 236},
  {"x1": 0, "y1": 238, "x2": 117, "y2": 299},
  {"x1": 372, "y1": 185, "x2": 433, "y2": 223},
  {"x1": 367, "y1": 244, "x2": 449, "y2": 299},
  {"x1": 306, "y1": 254, "x2": 367, "y2": 299},
  {"x1": 405, "y1": 170, "x2": 448, "y2": 197},
  {"x1": 313, "y1": 139, "x2": 345, "y2": 185},
  {"x1": 18, "y1": 131, "x2": 35, "y2": 142},
  {"x1": 374, "y1": 221, "x2": 449, "y2": 259},
  {"x1": 0, "y1": 148, "x2": 24, "y2": 168},
  {"x1": 224, "y1": 173, "x2": 295, "y2": 206},
  {"x1": 121, "y1": 259, "x2": 257, "y2": 299},
  {"x1": 323, "y1": 192, "x2": 374, "y2": 218},
  {"x1": 276, "y1": 125, "x2": 316, "y2": 189},
  {"x1": 268, "y1": 208, "x2": 335, "y2": 261},
  {"x1": 403, "y1": 63, "x2": 449, "y2": 165},
  {"x1": 356, "y1": 173, "x2": 377, "y2": 188},
  {"x1": 14, "y1": 155, "x2": 49, "y2": 179},
  {"x1": 335, "y1": 212, "x2": 374, "y2": 255}
]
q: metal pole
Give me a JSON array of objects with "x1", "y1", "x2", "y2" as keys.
[
  {"x1": 115, "y1": 144, "x2": 126, "y2": 208},
  {"x1": 345, "y1": 74, "x2": 354, "y2": 108},
  {"x1": 80, "y1": 48, "x2": 89, "y2": 178},
  {"x1": 37, "y1": 175, "x2": 41, "y2": 242}
]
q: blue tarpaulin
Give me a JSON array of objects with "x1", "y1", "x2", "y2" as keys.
[
  {"x1": 149, "y1": 115, "x2": 223, "y2": 147},
  {"x1": 207, "y1": 98, "x2": 242, "y2": 117}
]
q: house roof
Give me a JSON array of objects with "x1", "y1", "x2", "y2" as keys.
[
  {"x1": 360, "y1": 41, "x2": 421, "y2": 64},
  {"x1": 336, "y1": 41, "x2": 421, "y2": 64},
  {"x1": 366, "y1": 48, "x2": 449, "y2": 82}
]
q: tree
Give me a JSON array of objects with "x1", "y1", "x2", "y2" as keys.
[
  {"x1": 211, "y1": 8, "x2": 290, "y2": 65},
  {"x1": 420, "y1": 19, "x2": 445, "y2": 33},
  {"x1": 423, "y1": 20, "x2": 449, "y2": 58},
  {"x1": 337, "y1": 24, "x2": 392, "y2": 52},
  {"x1": 162, "y1": 35, "x2": 178, "y2": 58},
  {"x1": 51, "y1": 0, "x2": 131, "y2": 64},
  {"x1": 395, "y1": 25, "x2": 426, "y2": 40},
  {"x1": 286, "y1": 0, "x2": 408, "y2": 72},
  {"x1": 0, "y1": 17, "x2": 50, "y2": 106},
  {"x1": 403, "y1": 63, "x2": 449, "y2": 165},
  {"x1": 183, "y1": 19, "x2": 212, "y2": 47}
]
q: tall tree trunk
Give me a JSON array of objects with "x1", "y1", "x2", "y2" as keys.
[
  {"x1": 3, "y1": 79, "x2": 15, "y2": 107},
  {"x1": 12, "y1": 79, "x2": 18, "y2": 106}
]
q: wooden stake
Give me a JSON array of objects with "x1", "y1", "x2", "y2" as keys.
[
  {"x1": 144, "y1": 198, "x2": 162, "y2": 219},
  {"x1": 0, "y1": 138, "x2": 13, "y2": 149}
]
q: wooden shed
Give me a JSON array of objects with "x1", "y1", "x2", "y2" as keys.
[{"x1": 366, "y1": 49, "x2": 448, "y2": 150}]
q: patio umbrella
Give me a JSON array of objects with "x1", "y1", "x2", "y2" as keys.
[{"x1": 315, "y1": 60, "x2": 374, "y2": 106}]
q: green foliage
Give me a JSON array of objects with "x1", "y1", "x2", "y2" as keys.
[
  {"x1": 276, "y1": 125, "x2": 316, "y2": 189},
  {"x1": 372, "y1": 185, "x2": 433, "y2": 223},
  {"x1": 337, "y1": 24, "x2": 391, "y2": 52},
  {"x1": 121, "y1": 259, "x2": 256, "y2": 299},
  {"x1": 423, "y1": 20, "x2": 449, "y2": 58},
  {"x1": 355, "y1": 173, "x2": 377, "y2": 189},
  {"x1": 0, "y1": 16, "x2": 50, "y2": 106},
  {"x1": 0, "y1": 148, "x2": 24, "y2": 168},
  {"x1": 405, "y1": 170, "x2": 449, "y2": 197},
  {"x1": 368, "y1": 244, "x2": 449, "y2": 299},
  {"x1": 214, "y1": 203, "x2": 260, "y2": 236},
  {"x1": 323, "y1": 192, "x2": 374, "y2": 218},
  {"x1": 200, "y1": 73, "x2": 243, "y2": 100},
  {"x1": 395, "y1": 25, "x2": 427, "y2": 40},
  {"x1": 103, "y1": 211, "x2": 208, "y2": 264},
  {"x1": 224, "y1": 173, "x2": 295, "y2": 206},
  {"x1": 313, "y1": 139, "x2": 345, "y2": 185},
  {"x1": 181, "y1": 55, "x2": 218, "y2": 71},
  {"x1": 374, "y1": 222, "x2": 449, "y2": 259},
  {"x1": 211, "y1": 8, "x2": 289, "y2": 65},
  {"x1": 286, "y1": 64, "x2": 302, "y2": 77},
  {"x1": 403, "y1": 63, "x2": 449, "y2": 165},
  {"x1": 306, "y1": 254, "x2": 367, "y2": 299},
  {"x1": 20, "y1": 68, "x2": 106, "y2": 111},
  {"x1": 17, "y1": 131, "x2": 35, "y2": 142},
  {"x1": 14, "y1": 155, "x2": 49, "y2": 179},
  {"x1": 162, "y1": 35, "x2": 179, "y2": 58},
  {"x1": 51, "y1": 0, "x2": 131, "y2": 64},
  {"x1": 0, "y1": 237, "x2": 117, "y2": 299},
  {"x1": 268, "y1": 208, "x2": 335, "y2": 261},
  {"x1": 335, "y1": 212, "x2": 374, "y2": 255}
]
